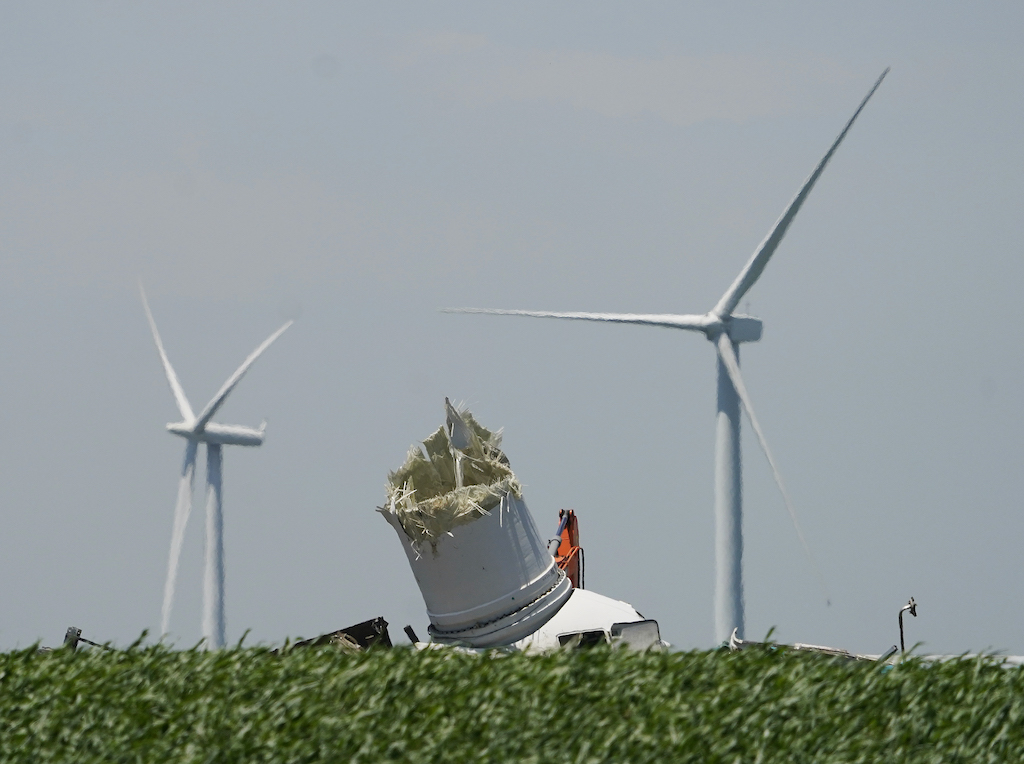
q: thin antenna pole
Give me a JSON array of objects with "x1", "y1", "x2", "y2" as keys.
[{"x1": 899, "y1": 597, "x2": 917, "y2": 654}]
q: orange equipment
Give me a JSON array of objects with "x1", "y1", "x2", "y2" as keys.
[{"x1": 554, "y1": 509, "x2": 585, "y2": 589}]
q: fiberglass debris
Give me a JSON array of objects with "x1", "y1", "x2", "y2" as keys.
[{"x1": 381, "y1": 399, "x2": 522, "y2": 554}]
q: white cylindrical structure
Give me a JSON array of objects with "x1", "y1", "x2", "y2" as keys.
[
  {"x1": 383, "y1": 491, "x2": 571, "y2": 647},
  {"x1": 203, "y1": 443, "x2": 226, "y2": 649},
  {"x1": 714, "y1": 342, "x2": 744, "y2": 644}
]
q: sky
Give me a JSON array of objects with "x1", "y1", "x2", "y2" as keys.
[{"x1": 1, "y1": 2, "x2": 1022, "y2": 655}]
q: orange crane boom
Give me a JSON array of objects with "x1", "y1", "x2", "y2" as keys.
[{"x1": 554, "y1": 509, "x2": 584, "y2": 589}]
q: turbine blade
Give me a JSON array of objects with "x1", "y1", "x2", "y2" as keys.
[
  {"x1": 443, "y1": 308, "x2": 710, "y2": 332},
  {"x1": 161, "y1": 441, "x2": 198, "y2": 636},
  {"x1": 194, "y1": 321, "x2": 293, "y2": 431},
  {"x1": 712, "y1": 68, "x2": 889, "y2": 317},
  {"x1": 715, "y1": 333, "x2": 831, "y2": 604},
  {"x1": 141, "y1": 284, "x2": 195, "y2": 423}
]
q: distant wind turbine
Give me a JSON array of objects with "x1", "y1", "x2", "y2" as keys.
[
  {"x1": 446, "y1": 69, "x2": 889, "y2": 644},
  {"x1": 142, "y1": 287, "x2": 291, "y2": 648}
]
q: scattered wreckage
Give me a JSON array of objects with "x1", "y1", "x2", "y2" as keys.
[
  {"x1": 378, "y1": 399, "x2": 664, "y2": 652},
  {"x1": 45, "y1": 400, "x2": 919, "y2": 659}
]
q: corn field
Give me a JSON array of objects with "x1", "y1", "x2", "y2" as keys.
[{"x1": 1, "y1": 642, "x2": 1021, "y2": 762}]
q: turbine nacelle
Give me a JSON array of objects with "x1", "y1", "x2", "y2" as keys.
[
  {"x1": 707, "y1": 314, "x2": 763, "y2": 345},
  {"x1": 166, "y1": 421, "x2": 266, "y2": 447}
]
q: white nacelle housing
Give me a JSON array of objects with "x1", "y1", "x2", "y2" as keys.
[{"x1": 515, "y1": 588, "x2": 661, "y2": 652}]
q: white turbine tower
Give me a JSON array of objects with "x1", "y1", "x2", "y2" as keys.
[
  {"x1": 447, "y1": 70, "x2": 888, "y2": 644},
  {"x1": 142, "y1": 288, "x2": 292, "y2": 648}
]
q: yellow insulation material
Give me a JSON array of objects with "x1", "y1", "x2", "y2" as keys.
[{"x1": 382, "y1": 404, "x2": 522, "y2": 553}]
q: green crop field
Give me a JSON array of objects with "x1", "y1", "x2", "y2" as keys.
[{"x1": 1, "y1": 642, "x2": 1021, "y2": 763}]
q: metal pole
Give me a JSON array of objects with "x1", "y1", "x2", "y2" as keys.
[
  {"x1": 714, "y1": 341, "x2": 744, "y2": 643},
  {"x1": 203, "y1": 444, "x2": 225, "y2": 649},
  {"x1": 899, "y1": 597, "x2": 917, "y2": 654}
]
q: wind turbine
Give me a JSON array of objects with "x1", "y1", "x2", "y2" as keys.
[
  {"x1": 141, "y1": 287, "x2": 292, "y2": 648},
  {"x1": 446, "y1": 69, "x2": 889, "y2": 644}
]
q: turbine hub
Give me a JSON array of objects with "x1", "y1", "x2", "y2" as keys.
[{"x1": 166, "y1": 422, "x2": 198, "y2": 439}]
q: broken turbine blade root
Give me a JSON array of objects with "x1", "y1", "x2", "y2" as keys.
[
  {"x1": 380, "y1": 403, "x2": 569, "y2": 647},
  {"x1": 383, "y1": 408, "x2": 521, "y2": 553}
]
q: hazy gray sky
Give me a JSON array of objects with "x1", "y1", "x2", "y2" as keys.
[{"x1": 2, "y1": 2, "x2": 1022, "y2": 655}]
